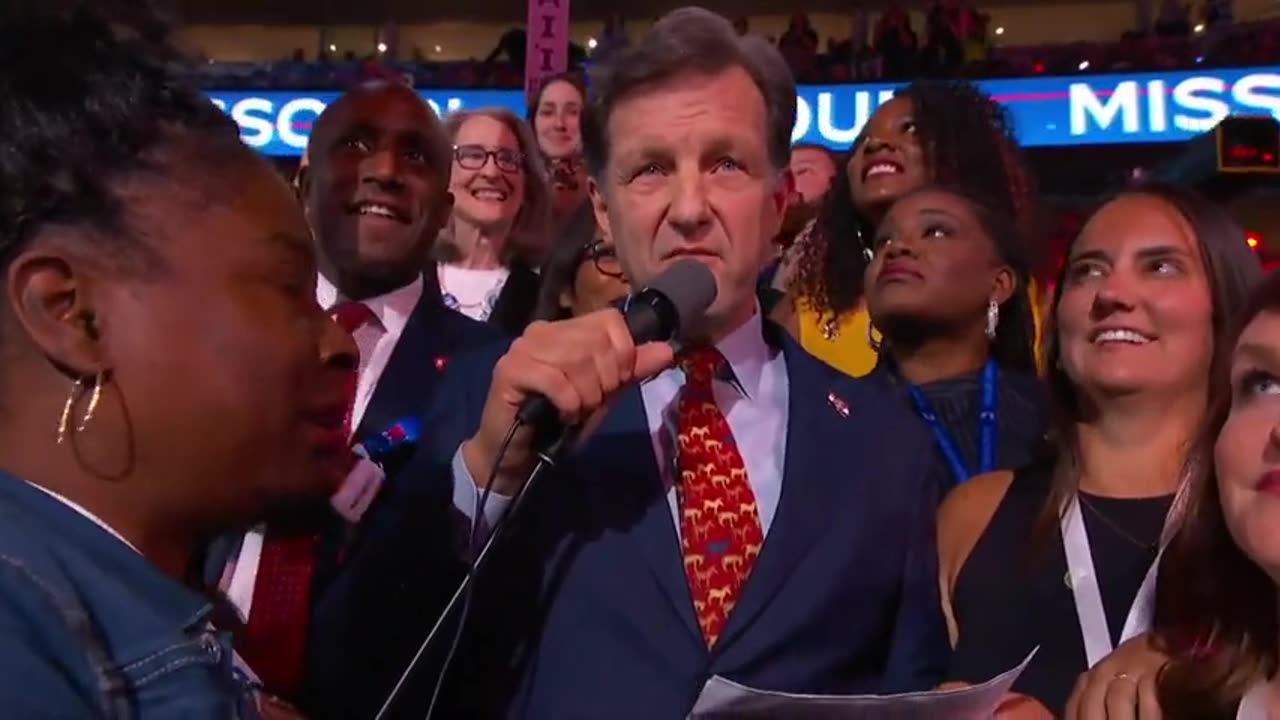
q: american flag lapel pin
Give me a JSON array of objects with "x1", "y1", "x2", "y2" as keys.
[{"x1": 827, "y1": 391, "x2": 849, "y2": 418}]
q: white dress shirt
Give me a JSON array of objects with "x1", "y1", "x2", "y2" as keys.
[
  {"x1": 223, "y1": 274, "x2": 425, "y2": 622},
  {"x1": 315, "y1": 273, "x2": 424, "y2": 432},
  {"x1": 452, "y1": 310, "x2": 790, "y2": 543}
]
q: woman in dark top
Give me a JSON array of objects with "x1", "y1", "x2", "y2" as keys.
[
  {"x1": 532, "y1": 201, "x2": 630, "y2": 321},
  {"x1": 864, "y1": 185, "x2": 1046, "y2": 493},
  {"x1": 938, "y1": 184, "x2": 1262, "y2": 716}
]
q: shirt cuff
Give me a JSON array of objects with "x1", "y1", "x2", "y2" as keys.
[{"x1": 450, "y1": 445, "x2": 514, "y2": 548}]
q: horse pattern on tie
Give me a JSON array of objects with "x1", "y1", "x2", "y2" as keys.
[{"x1": 675, "y1": 348, "x2": 763, "y2": 648}]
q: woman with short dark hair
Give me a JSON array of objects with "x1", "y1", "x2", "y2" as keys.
[
  {"x1": 864, "y1": 185, "x2": 1045, "y2": 492},
  {"x1": 533, "y1": 201, "x2": 630, "y2": 321}
]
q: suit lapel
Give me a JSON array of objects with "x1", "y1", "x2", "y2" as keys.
[
  {"x1": 715, "y1": 339, "x2": 857, "y2": 649},
  {"x1": 586, "y1": 386, "x2": 703, "y2": 643},
  {"x1": 354, "y1": 280, "x2": 448, "y2": 443}
]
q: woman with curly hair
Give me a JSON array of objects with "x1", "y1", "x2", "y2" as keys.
[{"x1": 776, "y1": 79, "x2": 1042, "y2": 379}]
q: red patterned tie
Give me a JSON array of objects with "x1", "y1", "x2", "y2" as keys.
[
  {"x1": 238, "y1": 301, "x2": 371, "y2": 696},
  {"x1": 676, "y1": 348, "x2": 763, "y2": 648}
]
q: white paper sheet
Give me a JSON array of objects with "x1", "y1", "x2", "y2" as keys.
[{"x1": 688, "y1": 648, "x2": 1039, "y2": 719}]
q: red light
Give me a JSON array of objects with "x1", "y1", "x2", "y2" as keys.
[
  {"x1": 1247, "y1": 233, "x2": 1261, "y2": 250},
  {"x1": 1034, "y1": 62, "x2": 1045, "y2": 73},
  {"x1": 1230, "y1": 144, "x2": 1260, "y2": 160},
  {"x1": 1266, "y1": 153, "x2": 1276, "y2": 163}
]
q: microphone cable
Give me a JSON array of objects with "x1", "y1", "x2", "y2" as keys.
[
  {"x1": 376, "y1": 414, "x2": 574, "y2": 720},
  {"x1": 422, "y1": 417, "x2": 520, "y2": 718}
]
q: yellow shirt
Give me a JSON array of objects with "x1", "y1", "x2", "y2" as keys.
[
  {"x1": 795, "y1": 297, "x2": 880, "y2": 378},
  {"x1": 1029, "y1": 278, "x2": 1046, "y2": 374}
]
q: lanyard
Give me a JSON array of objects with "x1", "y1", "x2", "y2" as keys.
[
  {"x1": 1060, "y1": 496, "x2": 1163, "y2": 667},
  {"x1": 1236, "y1": 682, "x2": 1270, "y2": 720},
  {"x1": 905, "y1": 358, "x2": 999, "y2": 485}
]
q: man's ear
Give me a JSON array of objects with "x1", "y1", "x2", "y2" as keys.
[
  {"x1": 6, "y1": 241, "x2": 106, "y2": 377},
  {"x1": 765, "y1": 168, "x2": 795, "y2": 240},
  {"x1": 293, "y1": 164, "x2": 310, "y2": 199},
  {"x1": 588, "y1": 176, "x2": 611, "y2": 242}
]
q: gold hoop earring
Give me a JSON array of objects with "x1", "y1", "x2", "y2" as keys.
[
  {"x1": 56, "y1": 378, "x2": 85, "y2": 445},
  {"x1": 866, "y1": 320, "x2": 882, "y2": 351},
  {"x1": 55, "y1": 372, "x2": 104, "y2": 445}
]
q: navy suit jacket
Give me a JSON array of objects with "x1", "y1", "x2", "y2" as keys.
[
  {"x1": 270, "y1": 274, "x2": 502, "y2": 713},
  {"x1": 321, "y1": 322, "x2": 950, "y2": 719}
]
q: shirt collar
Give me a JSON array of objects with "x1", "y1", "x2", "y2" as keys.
[
  {"x1": 673, "y1": 309, "x2": 771, "y2": 400},
  {"x1": 26, "y1": 482, "x2": 142, "y2": 555},
  {"x1": 315, "y1": 273, "x2": 424, "y2": 337},
  {"x1": 717, "y1": 310, "x2": 772, "y2": 400}
]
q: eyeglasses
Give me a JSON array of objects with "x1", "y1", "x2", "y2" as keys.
[
  {"x1": 549, "y1": 154, "x2": 585, "y2": 173},
  {"x1": 584, "y1": 239, "x2": 624, "y2": 279},
  {"x1": 453, "y1": 144, "x2": 525, "y2": 173}
]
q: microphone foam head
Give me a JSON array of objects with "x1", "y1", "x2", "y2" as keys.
[{"x1": 645, "y1": 259, "x2": 718, "y2": 337}]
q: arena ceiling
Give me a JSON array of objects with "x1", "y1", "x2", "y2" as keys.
[{"x1": 170, "y1": 0, "x2": 1092, "y2": 24}]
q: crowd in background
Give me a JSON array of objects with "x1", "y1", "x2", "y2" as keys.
[
  {"x1": 191, "y1": 0, "x2": 1275, "y2": 90},
  {"x1": 5, "y1": 1, "x2": 1280, "y2": 719}
]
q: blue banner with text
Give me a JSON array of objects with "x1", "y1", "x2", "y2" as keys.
[{"x1": 208, "y1": 66, "x2": 1280, "y2": 156}]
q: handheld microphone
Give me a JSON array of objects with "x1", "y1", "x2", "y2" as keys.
[
  {"x1": 514, "y1": 259, "x2": 719, "y2": 434},
  {"x1": 378, "y1": 263, "x2": 716, "y2": 720}
]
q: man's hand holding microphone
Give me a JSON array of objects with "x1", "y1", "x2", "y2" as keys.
[{"x1": 460, "y1": 259, "x2": 717, "y2": 496}]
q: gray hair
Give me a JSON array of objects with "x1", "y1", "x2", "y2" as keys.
[
  {"x1": 581, "y1": 7, "x2": 797, "y2": 178},
  {"x1": 436, "y1": 106, "x2": 552, "y2": 266}
]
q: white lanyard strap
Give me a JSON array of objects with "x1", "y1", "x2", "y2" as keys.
[
  {"x1": 1236, "y1": 681, "x2": 1270, "y2": 720},
  {"x1": 1061, "y1": 496, "x2": 1162, "y2": 668}
]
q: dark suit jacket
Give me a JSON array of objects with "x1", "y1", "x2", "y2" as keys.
[
  {"x1": 321, "y1": 321, "x2": 951, "y2": 719},
  {"x1": 236, "y1": 276, "x2": 503, "y2": 713}
]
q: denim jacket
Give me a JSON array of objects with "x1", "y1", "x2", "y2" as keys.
[{"x1": 0, "y1": 473, "x2": 259, "y2": 718}]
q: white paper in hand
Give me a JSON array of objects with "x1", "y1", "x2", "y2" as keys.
[{"x1": 688, "y1": 647, "x2": 1038, "y2": 719}]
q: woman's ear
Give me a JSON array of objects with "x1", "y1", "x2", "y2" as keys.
[
  {"x1": 558, "y1": 284, "x2": 576, "y2": 314},
  {"x1": 991, "y1": 265, "x2": 1017, "y2": 306},
  {"x1": 6, "y1": 240, "x2": 106, "y2": 376}
]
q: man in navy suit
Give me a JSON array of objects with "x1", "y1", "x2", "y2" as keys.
[
  {"x1": 342, "y1": 10, "x2": 949, "y2": 718},
  {"x1": 214, "y1": 81, "x2": 504, "y2": 710}
]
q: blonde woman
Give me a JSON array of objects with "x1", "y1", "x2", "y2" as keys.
[{"x1": 434, "y1": 107, "x2": 552, "y2": 335}]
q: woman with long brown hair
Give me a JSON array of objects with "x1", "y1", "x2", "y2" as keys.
[
  {"x1": 1150, "y1": 270, "x2": 1280, "y2": 718},
  {"x1": 937, "y1": 184, "x2": 1261, "y2": 716},
  {"x1": 527, "y1": 72, "x2": 589, "y2": 230}
]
